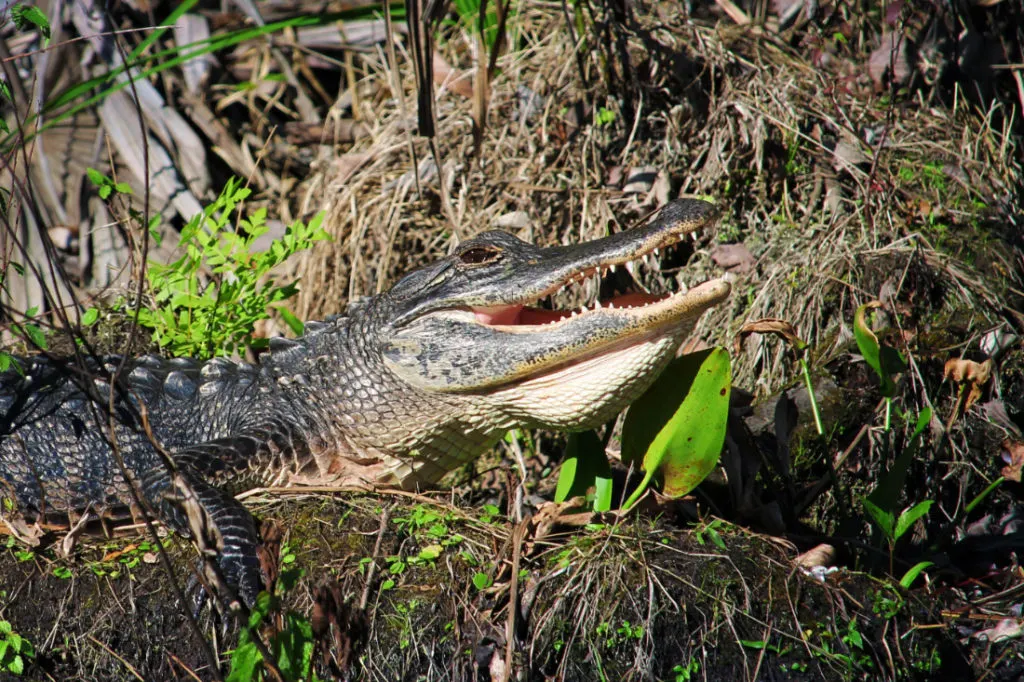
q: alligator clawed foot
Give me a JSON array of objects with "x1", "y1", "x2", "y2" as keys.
[{"x1": 183, "y1": 548, "x2": 264, "y2": 624}]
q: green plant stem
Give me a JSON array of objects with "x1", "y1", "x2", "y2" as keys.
[
  {"x1": 800, "y1": 357, "x2": 823, "y2": 436},
  {"x1": 966, "y1": 477, "x2": 1004, "y2": 514}
]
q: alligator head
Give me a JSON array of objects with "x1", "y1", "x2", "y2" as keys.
[{"x1": 376, "y1": 199, "x2": 730, "y2": 435}]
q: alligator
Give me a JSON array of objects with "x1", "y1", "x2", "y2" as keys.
[{"x1": 0, "y1": 198, "x2": 729, "y2": 605}]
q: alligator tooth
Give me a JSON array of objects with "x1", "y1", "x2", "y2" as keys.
[
  {"x1": 625, "y1": 260, "x2": 637, "y2": 278},
  {"x1": 609, "y1": 263, "x2": 617, "y2": 274},
  {"x1": 653, "y1": 247, "x2": 660, "y2": 257},
  {"x1": 607, "y1": 301, "x2": 615, "y2": 309}
]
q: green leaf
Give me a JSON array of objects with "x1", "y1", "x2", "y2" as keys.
[
  {"x1": 553, "y1": 430, "x2": 609, "y2": 504},
  {"x1": 417, "y1": 544, "x2": 442, "y2": 561},
  {"x1": 81, "y1": 308, "x2": 99, "y2": 326},
  {"x1": 899, "y1": 561, "x2": 934, "y2": 589},
  {"x1": 277, "y1": 306, "x2": 304, "y2": 336},
  {"x1": 11, "y1": 5, "x2": 50, "y2": 41},
  {"x1": 862, "y1": 498, "x2": 894, "y2": 538},
  {"x1": 853, "y1": 301, "x2": 905, "y2": 397},
  {"x1": 592, "y1": 475, "x2": 613, "y2": 513},
  {"x1": 85, "y1": 168, "x2": 107, "y2": 187},
  {"x1": 621, "y1": 348, "x2": 731, "y2": 508},
  {"x1": 8, "y1": 654, "x2": 23, "y2": 675},
  {"x1": 23, "y1": 324, "x2": 46, "y2": 349},
  {"x1": 226, "y1": 641, "x2": 262, "y2": 682},
  {"x1": 866, "y1": 408, "x2": 931, "y2": 513},
  {"x1": 472, "y1": 572, "x2": 493, "y2": 590},
  {"x1": 894, "y1": 500, "x2": 933, "y2": 541}
]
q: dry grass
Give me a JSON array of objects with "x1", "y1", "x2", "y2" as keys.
[{"x1": 293, "y1": 0, "x2": 1022, "y2": 397}]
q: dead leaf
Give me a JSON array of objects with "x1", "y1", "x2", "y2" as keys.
[
  {"x1": 622, "y1": 166, "x2": 658, "y2": 194},
  {"x1": 832, "y1": 132, "x2": 872, "y2": 172},
  {"x1": 794, "y1": 543, "x2": 836, "y2": 569},
  {"x1": 1000, "y1": 439, "x2": 1024, "y2": 482},
  {"x1": 944, "y1": 357, "x2": 992, "y2": 414},
  {"x1": 711, "y1": 243, "x2": 755, "y2": 274},
  {"x1": 735, "y1": 318, "x2": 807, "y2": 354},
  {"x1": 312, "y1": 581, "x2": 368, "y2": 675},
  {"x1": 974, "y1": 618, "x2": 1024, "y2": 643},
  {"x1": 648, "y1": 170, "x2": 671, "y2": 206},
  {"x1": 944, "y1": 358, "x2": 992, "y2": 384},
  {"x1": 433, "y1": 52, "x2": 473, "y2": 99},
  {"x1": 100, "y1": 544, "x2": 138, "y2": 564},
  {"x1": 868, "y1": 32, "x2": 914, "y2": 89},
  {"x1": 980, "y1": 400, "x2": 1021, "y2": 437},
  {"x1": 0, "y1": 514, "x2": 45, "y2": 547}
]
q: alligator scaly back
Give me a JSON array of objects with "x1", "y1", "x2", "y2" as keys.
[{"x1": 0, "y1": 199, "x2": 730, "y2": 606}]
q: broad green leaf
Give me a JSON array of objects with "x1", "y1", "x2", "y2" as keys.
[
  {"x1": 80, "y1": 308, "x2": 99, "y2": 326},
  {"x1": 900, "y1": 561, "x2": 934, "y2": 589},
  {"x1": 593, "y1": 475, "x2": 613, "y2": 513},
  {"x1": 621, "y1": 348, "x2": 731, "y2": 507},
  {"x1": 554, "y1": 430, "x2": 609, "y2": 505},
  {"x1": 853, "y1": 301, "x2": 905, "y2": 397},
  {"x1": 866, "y1": 408, "x2": 932, "y2": 512},
  {"x1": 862, "y1": 498, "x2": 894, "y2": 538},
  {"x1": 226, "y1": 641, "x2": 262, "y2": 682},
  {"x1": 472, "y1": 572, "x2": 493, "y2": 590},
  {"x1": 894, "y1": 500, "x2": 933, "y2": 541}
]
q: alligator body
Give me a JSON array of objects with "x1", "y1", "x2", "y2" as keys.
[{"x1": 0, "y1": 199, "x2": 729, "y2": 604}]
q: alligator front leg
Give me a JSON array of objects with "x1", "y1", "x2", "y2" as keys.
[
  {"x1": 141, "y1": 453, "x2": 265, "y2": 608},
  {"x1": 179, "y1": 471, "x2": 263, "y2": 607}
]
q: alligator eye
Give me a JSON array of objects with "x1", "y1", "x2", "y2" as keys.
[{"x1": 458, "y1": 245, "x2": 502, "y2": 266}]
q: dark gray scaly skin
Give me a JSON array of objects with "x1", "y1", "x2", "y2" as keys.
[{"x1": 0, "y1": 199, "x2": 730, "y2": 605}]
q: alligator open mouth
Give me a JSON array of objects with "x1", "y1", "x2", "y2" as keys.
[
  {"x1": 471, "y1": 230, "x2": 704, "y2": 328},
  {"x1": 382, "y1": 198, "x2": 731, "y2": 395}
]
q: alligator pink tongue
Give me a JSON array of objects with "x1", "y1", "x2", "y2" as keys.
[
  {"x1": 474, "y1": 293, "x2": 667, "y2": 326},
  {"x1": 473, "y1": 305, "x2": 523, "y2": 324}
]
